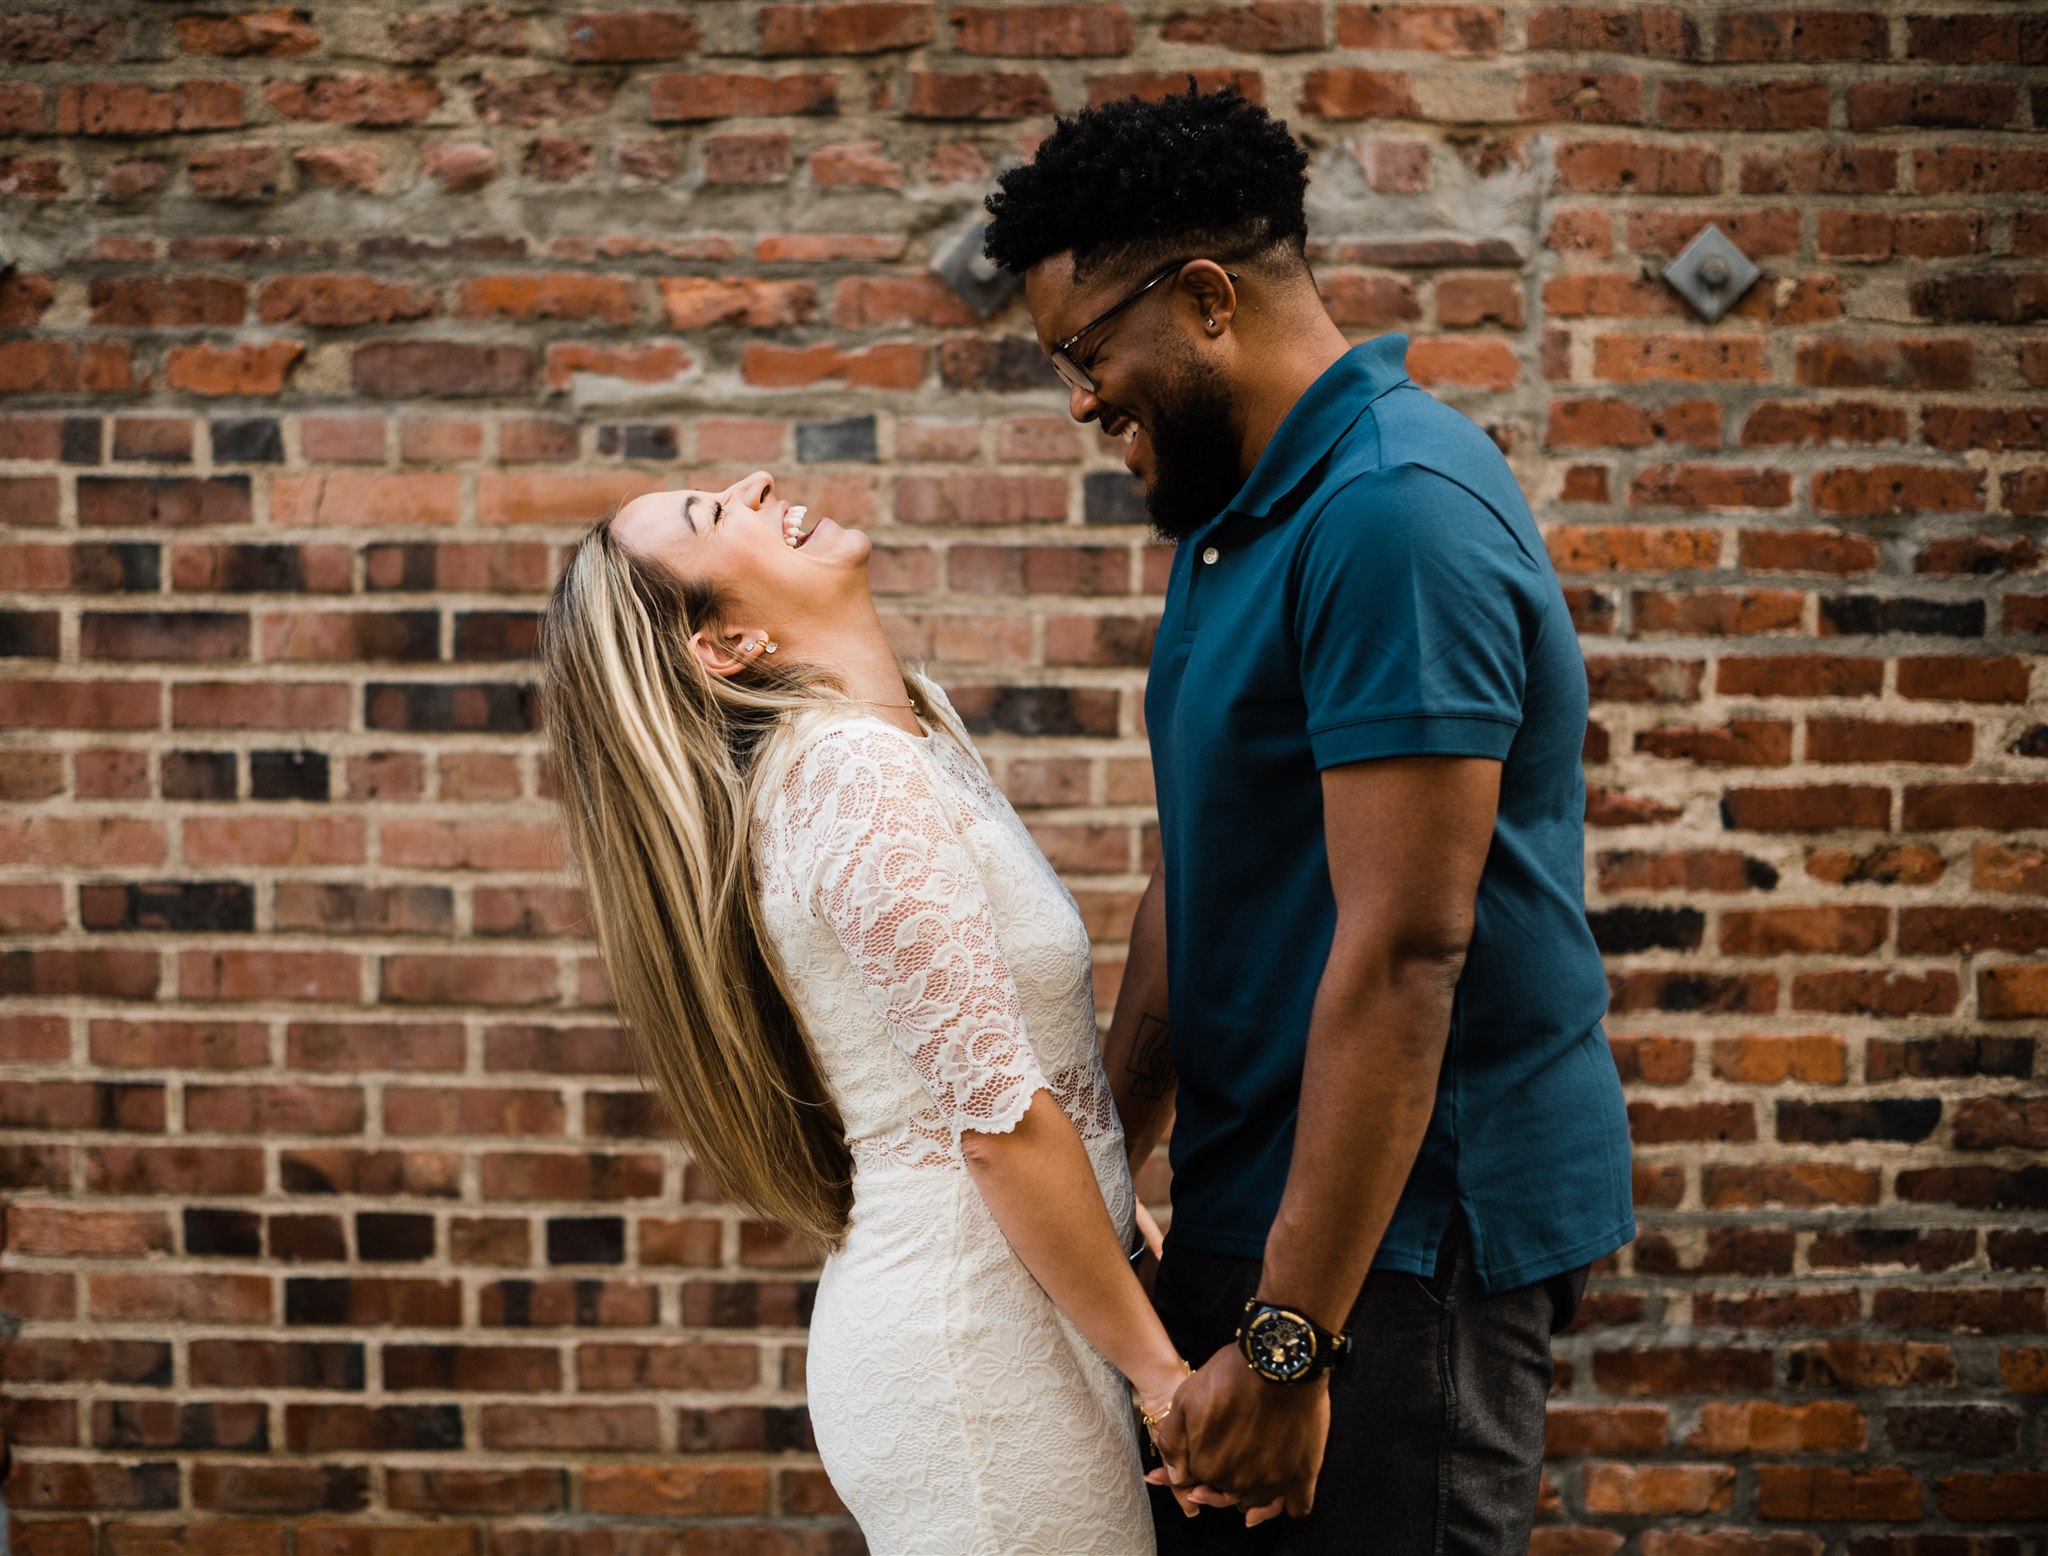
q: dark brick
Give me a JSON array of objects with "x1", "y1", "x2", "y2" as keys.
[
  {"x1": 1885, "y1": 1405, "x2": 2021, "y2": 1457},
  {"x1": 795, "y1": 414, "x2": 878, "y2": 463},
  {"x1": 1779, "y1": 1098, "x2": 1943, "y2": 1143},
  {"x1": 1587, "y1": 905, "x2": 1706, "y2": 953},
  {"x1": 357, "y1": 1212, "x2": 434, "y2": 1263},
  {"x1": 452, "y1": 612, "x2": 541, "y2": 661},
  {"x1": 163, "y1": 749, "x2": 237, "y2": 799},
  {"x1": 1867, "y1": 1037, "x2": 2034, "y2": 1080},
  {"x1": 269, "y1": 1214, "x2": 347, "y2": 1261},
  {"x1": 210, "y1": 417, "x2": 284, "y2": 463},
  {"x1": 184, "y1": 1207, "x2": 262, "y2": 1257},
  {"x1": 74, "y1": 542, "x2": 160, "y2": 592},
  {"x1": 939, "y1": 334, "x2": 1056, "y2": 391},
  {"x1": 365, "y1": 682, "x2": 537, "y2": 733},
  {"x1": 547, "y1": 1216, "x2": 626, "y2": 1265},
  {"x1": 0, "y1": 610, "x2": 60, "y2": 658},
  {"x1": 1084, "y1": 470, "x2": 1148, "y2": 525},
  {"x1": 63, "y1": 415, "x2": 103, "y2": 463},
  {"x1": 1820, "y1": 595, "x2": 1986, "y2": 637},
  {"x1": 250, "y1": 749, "x2": 329, "y2": 801},
  {"x1": 82, "y1": 881, "x2": 255, "y2": 933}
]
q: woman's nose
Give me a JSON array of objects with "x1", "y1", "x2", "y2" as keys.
[{"x1": 730, "y1": 470, "x2": 774, "y2": 507}]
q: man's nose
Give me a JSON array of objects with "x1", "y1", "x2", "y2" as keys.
[{"x1": 1067, "y1": 382, "x2": 1103, "y2": 424}]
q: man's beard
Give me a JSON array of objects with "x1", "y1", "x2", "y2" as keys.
[{"x1": 1138, "y1": 351, "x2": 1243, "y2": 544}]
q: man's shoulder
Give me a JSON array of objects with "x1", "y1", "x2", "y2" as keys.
[{"x1": 1315, "y1": 385, "x2": 1535, "y2": 535}]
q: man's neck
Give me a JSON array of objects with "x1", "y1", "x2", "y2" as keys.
[{"x1": 1235, "y1": 318, "x2": 1355, "y2": 479}]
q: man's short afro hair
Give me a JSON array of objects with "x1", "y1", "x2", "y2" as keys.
[{"x1": 982, "y1": 85, "x2": 1311, "y2": 283}]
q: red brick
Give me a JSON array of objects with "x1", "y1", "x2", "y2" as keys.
[
  {"x1": 265, "y1": 74, "x2": 440, "y2": 126},
  {"x1": 1755, "y1": 1465, "x2": 1923, "y2": 1521},
  {"x1": 1406, "y1": 337, "x2": 1518, "y2": 389},
  {"x1": 1526, "y1": 5, "x2": 1695, "y2": 55},
  {"x1": 1301, "y1": 69, "x2": 1417, "y2": 119},
  {"x1": 1737, "y1": 529, "x2": 1879, "y2": 575},
  {"x1": 566, "y1": 10, "x2": 703, "y2": 60},
  {"x1": 456, "y1": 273, "x2": 639, "y2": 324},
  {"x1": 56, "y1": 79, "x2": 244, "y2": 135},
  {"x1": 1718, "y1": 10, "x2": 1888, "y2": 59},
  {"x1": 1741, "y1": 401, "x2": 1907, "y2": 447},
  {"x1": 1585, "y1": 1463, "x2": 1735, "y2": 1515},
  {"x1": 1521, "y1": 71, "x2": 1643, "y2": 124},
  {"x1": 905, "y1": 70, "x2": 1058, "y2": 118},
  {"x1": 0, "y1": 341, "x2": 137, "y2": 394},
  {"x1": 1594, "y1": 334, "x2": 1767, "y2": 383},
  {"x1": 257, "y1": 274, "x2": 437, "y2": 327},
  {"x1": 1722, "y1": 783, "x2": 1890, "y2": 830},
  {"x1": 582, "y1": 1466, "x2": 769, "y2": 1517},
  {"x1": 1554, "y1": 140, "x2": 1719, "y2": 194},
  {"x1": 950, "y1": 5, "x2": 1132, "y2": 55},
  {"x1": 163, "y1": 341, "x2": 302, "y2": 397},
  {"x1": 1897, "y1": 655, "x2": 2030, "y2": 704},
  {"x1": 1658, "y1": 77, "x2": 1829, "y2": 130},
  {"x1": 649, "y1": 72, "x2": 837, "y2": 121},
  {"x1": 1162, "y1": 3, "x2": 1326, "y2": 51},
  {"x1": 1336, "y1": 3, "x2": 1501, "y2": 53}
]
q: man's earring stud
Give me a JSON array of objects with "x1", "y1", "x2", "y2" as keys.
[{"x1": 1206, "y1": 318, "x2": 1215, "y2": 329}]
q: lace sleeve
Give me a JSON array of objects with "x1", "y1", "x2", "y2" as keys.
[{"x1": 796, "y1": 724, "x2": 1049, "y2": 1141}]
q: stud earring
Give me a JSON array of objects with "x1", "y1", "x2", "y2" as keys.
[
  {"x1": 761, "y1": 639, "x2": 778, "y2": 654},
  {"x1": 1206, "y1": 318, "x2": 1215, "y2": 329}
]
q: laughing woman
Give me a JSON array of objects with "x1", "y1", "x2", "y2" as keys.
[{"x1": 540, "y1": 470, "x2": 1191, "y2": 1554}]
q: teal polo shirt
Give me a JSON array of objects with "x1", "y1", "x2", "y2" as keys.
[{"x1": 1145, "y1": 335, "x2": 1635, "y2": 1294}]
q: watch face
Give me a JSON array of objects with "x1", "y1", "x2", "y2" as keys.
[{"x1": 1242, "y1": 1308, "x2": 1318, "y2": 1382}]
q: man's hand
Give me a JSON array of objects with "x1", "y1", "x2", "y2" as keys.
[{"x1": 1145, "y1": 1342, "x2": 1329, "y2": 1522}]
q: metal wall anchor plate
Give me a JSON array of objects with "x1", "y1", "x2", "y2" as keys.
[
  {"x1": 1662, "y1": 223, "x2": 1760, "y2": 323},
  {"x1": 932, "y1": 221, "x2": 1022, "y2": 319}
]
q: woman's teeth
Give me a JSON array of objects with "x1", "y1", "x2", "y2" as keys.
[{"x1": 783, "y1": 505, "x2": 808, "y2": 548}]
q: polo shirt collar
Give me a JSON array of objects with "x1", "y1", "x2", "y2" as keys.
[{"x1": 1221, "y1": 333, "x2": 1412, "y2": 521}]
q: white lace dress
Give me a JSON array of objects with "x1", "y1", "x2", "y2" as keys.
[{"x1": 753, "y1": 681, "x2": 1153, "y2": 1556}]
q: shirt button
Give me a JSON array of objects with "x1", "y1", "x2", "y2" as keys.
[{"x1": 1201, "y1": 546, "x2": 1220, "y2": 565}]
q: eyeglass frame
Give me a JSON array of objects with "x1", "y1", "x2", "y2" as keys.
[{"x1": 1047, "y1": 259, "x2": 1240, "y2": 396}]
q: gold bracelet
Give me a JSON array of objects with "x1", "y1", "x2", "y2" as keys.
[{"x1": 1135, "y1": 1359, "x2": 1192, "y2": 1431}]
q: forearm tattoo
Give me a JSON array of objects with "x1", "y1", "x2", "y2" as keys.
[{"x1": 1123, "y1": 1013, "x2": 1175, "y2": 1101}]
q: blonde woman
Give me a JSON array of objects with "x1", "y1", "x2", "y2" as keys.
[{"x1": 541, "y1": 469, "x2": 1201, "y2": 1554}]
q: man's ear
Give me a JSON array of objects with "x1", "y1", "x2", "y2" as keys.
[
  {"x1": 1180, "y1": 260, "x2": 1237, "y2": 334},
  {"x1": 688, "y1": 623, "x2": 763, "y2": 679}
]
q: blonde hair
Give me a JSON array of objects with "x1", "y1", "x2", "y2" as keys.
[{"x1": 540, "y1": 520, "x2": 932, "y2": 1248}]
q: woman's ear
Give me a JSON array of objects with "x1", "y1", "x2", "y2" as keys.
[{"x1": 689, "y1": 623, "x2": 769, "y2": 679}]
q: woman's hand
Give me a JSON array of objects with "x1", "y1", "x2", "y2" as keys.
[{"x1": 1135, "y1": 1357, "x2": 1228, "y2": 1520}]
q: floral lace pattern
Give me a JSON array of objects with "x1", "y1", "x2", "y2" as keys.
[{"x1": 753, "y1": 681, "x2": 1150, "y2": 1553}]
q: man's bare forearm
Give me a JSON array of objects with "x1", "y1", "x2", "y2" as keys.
[
  {"x1": 1256, "y1": 927, "x2": 1463, "y2": 1331},
  {"x1": 1101, "y1": 867, "x2": 1176, "y2": 1173}
]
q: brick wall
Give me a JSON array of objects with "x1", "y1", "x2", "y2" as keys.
[{"x1": 1, "y1": 2, "x2": 2043, "y2": 1551}]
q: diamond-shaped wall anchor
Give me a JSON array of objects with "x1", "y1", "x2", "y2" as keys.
[
  {"x1": 932, "y1": 222, "x2": 1021, "y2": 319},
  {"x1": 1662, "y1": 223, "x2": 1759, "y2": 323}
]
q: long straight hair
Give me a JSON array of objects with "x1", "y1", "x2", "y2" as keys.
[{"x1": 540, "y1": 521, "x2": 933, "y2": 1248}]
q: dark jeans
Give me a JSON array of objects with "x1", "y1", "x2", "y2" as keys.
[{"x1": 1147, "y1": 1214, "x2": 1588, "y2": 1556}]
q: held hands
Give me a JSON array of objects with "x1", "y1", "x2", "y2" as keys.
[{"x1": 1143, "y1": 1343, "x2": 1327, "y2": 1527}]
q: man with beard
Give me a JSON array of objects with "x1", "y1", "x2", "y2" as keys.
[{"x1": 983, "y1": 87, "x2": 1635, "y2": 1553}]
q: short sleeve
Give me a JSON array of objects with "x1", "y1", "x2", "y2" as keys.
[
  {"x1": 794, "y1": 725, "x2": 1049, "y2": 1140},
  {"x1": 1294, "y1": 463, "x2": 1536, "y2": 770}
]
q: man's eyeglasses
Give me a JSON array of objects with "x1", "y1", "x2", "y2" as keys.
[{"x1": 1047, "y1": 260, "x2": 1239, "y2": 396}]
